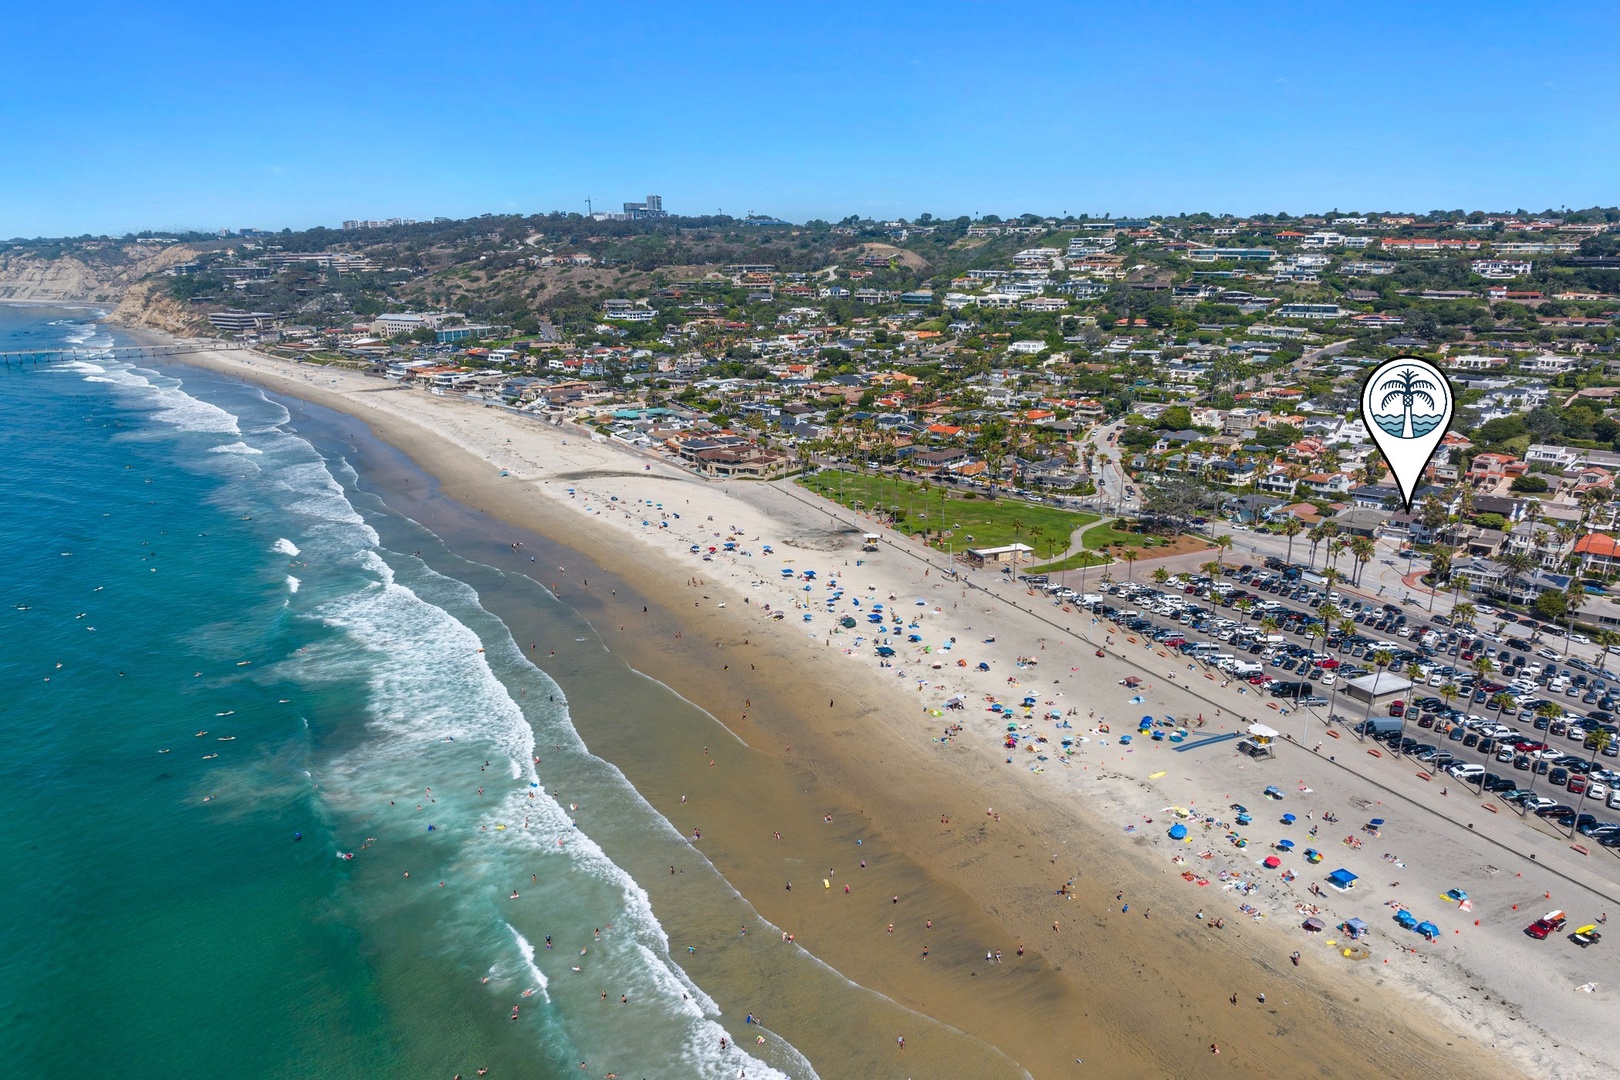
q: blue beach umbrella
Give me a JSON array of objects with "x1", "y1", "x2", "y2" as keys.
[{"x1": 1168, "y1": 823, "x2": 1189, "y2": 840}]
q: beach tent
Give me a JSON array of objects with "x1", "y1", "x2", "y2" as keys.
[
  {"x1": 839, "y1": 617, "x2": 857, "y2": 628},
  {"x1": 1416, "y1": 921, "x2": 1440, "y2": 940},
  {"x1": 1343, "y1": 918, "x2": 1368, "y2": 938},
  {"x1": 875, "y1": 646, "x2": 895, "y2": 657},
  {"x1": 1445, "y1": 888, "x2": 1468, "y2": 903},
  {"x1": 1168, "y1": 823, "x2": 1189, "y2": 840},
  {"x1": 1326, "y1": 869, "x2": 1359, "y2": 890}
]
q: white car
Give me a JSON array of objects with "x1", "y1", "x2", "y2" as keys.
[
  {"x1": 1571, "y1": 634, "x2": 1591, "y2": 645},
  {"x1": 1319, "y1": 673, "x2": 1337, "y2": 686},
  {"x1": 1586, "y1": 781, "x2": 1609, "y2": 802}
]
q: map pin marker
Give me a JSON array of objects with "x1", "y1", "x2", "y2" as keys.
[{"x1": 1361, "y1": 355, "x2": 1453, "y2": 513}]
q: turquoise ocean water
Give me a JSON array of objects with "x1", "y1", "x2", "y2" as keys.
[{"x1": 0, "y1": 306, "x2": 811, "y2": 1079}]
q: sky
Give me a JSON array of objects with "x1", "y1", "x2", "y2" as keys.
[{"x1": 4, "y1": 1, "x2": 1618, "y2": 237}]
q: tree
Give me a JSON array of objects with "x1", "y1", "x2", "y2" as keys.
[
  {"x1": 1562, "y1": 583, "x2": 1587, "y2": 657},
  {"x1": 1280, "y1": 516, "x2": 1305, "y2": 565},
  {"x1": 1122, "y1": 549, "x2": 1138, "y2": 580},
  {"x1": 1152, "y1": 567, "x2": 1171, "y2": 586},
  {"x1": 1140, "y1": 478, "x2": 1216, "y2": 537},
  {"x1": 1212, "y1": 533, "x2": 1234, "y2": 570},
  {"x1": 1349, "y1": 536, "x2": 1376, "y2": 586},
  {"x1": 1511, "y1": 475, "x2": 1551, "y2": 493}
]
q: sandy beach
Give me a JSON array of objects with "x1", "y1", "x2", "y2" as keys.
[{"x1": 138, "y1": 337, "x2": 1620, "y2": 1079}]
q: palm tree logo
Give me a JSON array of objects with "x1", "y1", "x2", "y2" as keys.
[{"x1": 1370, "y1": 364, "x2": 1446, "y2": 439}]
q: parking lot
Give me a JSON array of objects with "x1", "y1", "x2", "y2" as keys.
[{"x1": 1018, "y1": 560, "x2": 1620, "y2": 868}]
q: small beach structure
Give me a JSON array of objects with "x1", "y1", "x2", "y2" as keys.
[{"x1": 1326, "y1": 868, "x2": 1359, "y2": 891}]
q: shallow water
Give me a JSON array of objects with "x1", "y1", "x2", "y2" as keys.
[{"x1": 0, "y1": 308, "x2": 809, "y2": 1078}]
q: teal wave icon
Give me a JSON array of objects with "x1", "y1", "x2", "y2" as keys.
[{"x1": 1373, "y1": 414, "x2": 1444, "y2": 438}]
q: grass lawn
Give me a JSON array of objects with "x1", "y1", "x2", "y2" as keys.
[
  {"x1": 1024, "y1": 549, "x2": 1112, "y2": 573},
  {"x1": 1080, "y1": 519, "x2": 1150, "y2": 550},
  {"x1": 797, "y1": 469, "x2": 1097, "y2": 553}
]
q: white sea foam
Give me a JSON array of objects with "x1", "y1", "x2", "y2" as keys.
[
  {"x1": 273, "y1": 538, "x2": 301, "y2": 557},
  {"x1": 56, "y1": 359, "x2": 106, "y2": 375},
  {"x1": 506, "y1": 925, "x2": 551, "y2": 1002},
  {"x1": 303, "y1": 554, "x2": 799, "y2": 1079},
  {"x1": 73, "y1": 361, "x2": 243, "y2": 435},
  {"x1": 286, "y1": 575, "x2": 301, "y2": 594},
  {"x1": 210, "y1": 441, "x2": 264, "y2": 455}
]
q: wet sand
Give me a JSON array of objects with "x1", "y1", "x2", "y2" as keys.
[{"x1": 152, "y1": 343, "x2": 1535, "y2": 1079}]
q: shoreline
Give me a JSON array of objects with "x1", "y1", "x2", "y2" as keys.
[{"x1": 115, "y1": 329, "x2": 1610, "y2": 1078}]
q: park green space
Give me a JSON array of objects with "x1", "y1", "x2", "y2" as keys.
[{"x1": 797, "y1": 469, "x2": 1097, "y2": 555}]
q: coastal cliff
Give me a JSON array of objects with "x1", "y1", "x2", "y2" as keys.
[
  {"x1": 0, "y1": 243, "x2": 200, "y2": 306},
  {"x1": 108, "y1": 278, "x2": 212, "y2": 335}
]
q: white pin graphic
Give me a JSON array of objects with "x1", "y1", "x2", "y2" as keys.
[{"x1": 1361, "y1": 355, "x2": 1453, "y2": 513}]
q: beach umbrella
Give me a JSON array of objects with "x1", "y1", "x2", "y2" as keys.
[
  {"x1": 1281, "y1": 813, "x2": 1297, "y2": 824},
  {"x1": 1368, "y1": 818, "x2": 1385, "y2": 828},
  {"x1": 1168, "y1": 823, "x2": 1189, "y2": 840},
  {"x1": 908, "y1": 634, "x2": 922, "y2": 643},
  {"x1": 1263, "y1": 855, "x2": 1282, "y2": 869},
  {"x1": 1023, "y1": 696, "x2": 1038, "y2": 706},
  {"x1": 875, "y1": 646, "x2": 895, "y2": 657},
  {"x1": 839, "y1": 617, "x2": 856, "y2": 628},
  {"x1": 1303, "y1": 916, "x2": 1326, "y2": 931},
  {"x1": 1277, "y1": 839, "x2": 1295, "y2": 851},
  {"x1": 1416, "y1": 921, "x2": 1440, "y2": 940},
  {"x1": 1445, "y1": 889, "x2": 1468, "y2": 903}
]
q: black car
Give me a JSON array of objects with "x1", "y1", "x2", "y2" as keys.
[{"x1": 1484, "y1": 775, "x2": 1517, "y2": 793}]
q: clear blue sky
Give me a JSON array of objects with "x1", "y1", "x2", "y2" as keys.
[{"x1": 5, "y1": 1, "x2": 1616, "y2": 237}]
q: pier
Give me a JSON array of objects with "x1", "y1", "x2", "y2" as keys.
[{"x1": 0, "y1": 340, "x2": 243, "y2": 371}]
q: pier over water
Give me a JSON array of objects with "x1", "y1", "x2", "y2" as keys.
[{"x1": 0, "y1": 341, "x2": 243, "y2": 371}]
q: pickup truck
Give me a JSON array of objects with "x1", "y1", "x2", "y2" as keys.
[{"x1": 1526, "y1": 910, "x2": 1567, "y2": 940}]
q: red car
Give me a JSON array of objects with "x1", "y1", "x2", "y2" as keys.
[{"x1": 1526, "y1": 910, "x2": 1566, "y2": 940}]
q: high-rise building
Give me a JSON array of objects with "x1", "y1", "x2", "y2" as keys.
[{"x1": 622, "y1": 195, "x2": 668, "y2": 219}]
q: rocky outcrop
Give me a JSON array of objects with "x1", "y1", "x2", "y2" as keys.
[{"x1": 108, "y1": 279, "x2": 212, "y2": 336}]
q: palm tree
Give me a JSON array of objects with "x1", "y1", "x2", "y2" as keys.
[
  {"x1": 1212, "y1": 533, "x2": 1234, "y2": 571},
  {"x1": 1122, "y1": 548, "x2": 1138, "y2": 581},
  {"x1": 1328, "y1": 537, "x2": 1349, "y2": 579},
  {"x1": 1575, "y1": 729, "x2": 1615, "y2": 834},
  {"x1": 1595, "y1": 628, "x2": 1620, "y2": 660},
  {"x1": 1562, "y1": 582, "x2": 1587, "y2": 658},
  {"x1": 1501, "y1": 551, "x2": 1535, "y2": 607},
  {"x1": 1488, "y1": 691, "x2": 1515, "y2": 725},
  {"x1": 1307, "y1": 524, "x2": 1326, "y2": 569},
  {"x1": 1152, "y1": 567, "x2": 1170, "y2": 586},
  {"x1": 1359, "y1": 648, "x2": 1396, "y2": 740},
  {"x1": 1453, "y1": 601, "x2": 1476, "y2": 636},
  {"x1": 1201, "y1": 560, "x2": 1222, "y2": 579},
  {"x1": 1350, "y1": 536, "x2": 1376, "y2": 586},
  {"x1": 1280, "y1": 516, "x2": 1305, "y2": 566}
]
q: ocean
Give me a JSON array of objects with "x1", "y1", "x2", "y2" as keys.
[{"x1": 0, "y1": 306, "x2": 816, "y2": 1079}]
